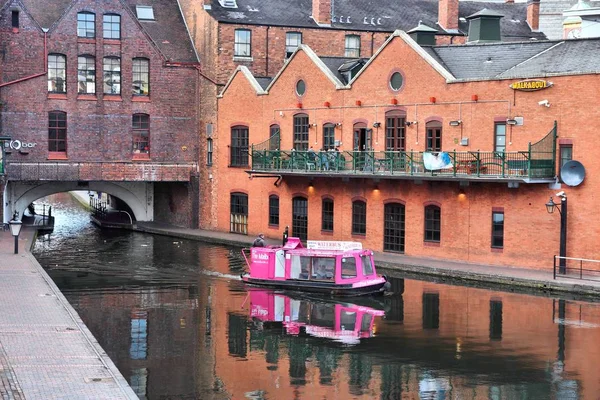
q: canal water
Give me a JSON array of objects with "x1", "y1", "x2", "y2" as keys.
[{"x1": 32, "y1": 193, "x2": 599, "y2": 400}]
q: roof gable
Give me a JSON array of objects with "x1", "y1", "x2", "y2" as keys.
[{"x1": 219, "y1": 66, "x2": 266, "y2": 97}]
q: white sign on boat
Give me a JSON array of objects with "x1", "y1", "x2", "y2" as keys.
[{"x1": 306, "y1": 240, "x2": 363, "y2": 251}]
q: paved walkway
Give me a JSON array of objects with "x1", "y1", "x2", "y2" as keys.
[
  {"x1": 0, "y1": 228, "x2": 137, "y2": 400},
  {"x1": 135, "y1": 222, "x2": 600, "y2": 300}
]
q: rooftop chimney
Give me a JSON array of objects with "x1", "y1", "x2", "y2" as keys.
[
  {"x1": 438, "y1": 0, "x2": 459, "y2": 31},
  {"x1": 312, "y1": 0, "x2": 332, "y2": 26},
  {"x1": 527, "y1": 0, "x2": 540, "y2": 31},
  {"x1": 466, "y1": 9, "x2": 503, "y2": 43},
  {"x1": 408, "y1": 22, "x2": 438, "y2": 46}
]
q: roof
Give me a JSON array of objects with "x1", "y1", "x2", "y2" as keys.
[
  {"x1": 254, "y1": 77, "x2": 273, "y2": 90},
  {"x1": 205, "y1": 0, "x2": 546, "y2": 40},
  {"x1": 13, "y1": 0, "x2": 197, "y2": 63},
  {"x1": 320, "y1": 57, "x2": 368, "y2": 84}
]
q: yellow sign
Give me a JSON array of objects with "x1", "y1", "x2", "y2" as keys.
[{"x1": 510, "y1": 80, "x2": 553, "y2": 91}]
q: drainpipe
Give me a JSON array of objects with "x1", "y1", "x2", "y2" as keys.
[
  {"x1": 266, "y1": 26, "x2": 270, "y2": 76},
  {"x1": 0, "y1": 30, "x2": 48, "y2": 88},
  {"x1": 370, "y1": 31, "x2": 375, "y2": 56}
]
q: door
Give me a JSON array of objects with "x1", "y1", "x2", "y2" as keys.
[
  {"x1": 292, "y1": 196, "x2": 308, "y2": 241},
  {"x1": 384, "y1": 203, "x2": 405, "y2": 253},
  {"x1": 274, "y1": 249, "x2": 285, "y2": 278},
  {"x1": 353, "y1": 123, "x2": 371, "y2": 171}
]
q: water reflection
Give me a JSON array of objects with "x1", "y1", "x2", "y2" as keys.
[{"x1": 30, "y1": 194, "x2": 600, "y2": 399}]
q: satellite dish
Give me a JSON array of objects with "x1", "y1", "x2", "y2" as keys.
[{"x1": 560, "y1": 160, "x2": 586, "y2": 187}]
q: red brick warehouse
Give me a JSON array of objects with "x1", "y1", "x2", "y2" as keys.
[
  {"x1": 214, "y1": 25, "x2": 599, "y2": 270},
  {"x1": 0, "y1": 0, "x2": 201, "y2": 227}
]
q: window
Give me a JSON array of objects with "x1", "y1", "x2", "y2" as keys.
[
  {"x1": 230, "y1": 193, "x2": 249, "y2": 234},
  {"x1": 48, "y1": 54, "x2": 66, "y2": 93},
  {"x1": 132, "y1": 114, "x2": 150, "y2": 156},
  {"x1": 323, "y1": 124, "x2": 335, "y2": 150},
  {"x1": 103, "y1": 14, "x2": 121, "y2": 39},
  {"x1": 230, "y1": 126, "x2": 249, "y2": 166},
  {"x1": 489, "y1": 300, "x2": 503, "y2": 340},
  {"x1": 207, "y1": 138, "x2": 213, "y2": 166},
  {"x1": 77, "y1": 12, "x2": 95, "y2": 38},
  {"x1": 384, "y1": 203, "x2": 405, "y2": 252},
  {"x1": 295, "y1": 80, "x2": 306, "y2": 96},
  {"x1": 491, "y1": 211, "x2": 504, "y2": 248},
  {"x1": 292, "y1": 196, "x2": 308, "y2": 241},
  {"x1": 11, "y1": 10, "x2": 18, "y2": 28},
  {"x1": 321, "y1": 198, "x2": 334, "y2": 232},
  {"x1": 269, "y1": 125, "x2": 280, "y2": 150},
  {"x1": 361, "y1": 254, "x2": 374, "y2": 276},
  {"x1": 390, "y1": 71, "x2": 404, "y2": 91},
  {"x1": 311, "y1": 257, "x2": 335, "y2": 280},
  {"x1": 133, "y1": 58, "x2": 149, "y2": 95},
  {"x1": 136, "y1": 5, "x2": 154, "y2": 20},
  {"x1": 385, "y1": 111, "x2": 406, "y2": 151},
  {"x1": 269, "y1": 195, "x2": 279, "y2": 226},
  {"x1": 103, "y1": 57, "x2": 121, "y2": 94},
  {"x1": 345, "y1": 35, "x2": 360, "y2": 57},
  {"x1": 77, "y1": 56, "x2": 96, "y2": 94},
  {"x1": 286, "y1": 32, "x2": 302, "y2": 58},
  {"x1": 48, "y1": 111, "x2": 67, "y2": 153},
  {"x1": 494, "y1": 122, "x2": 506, "y2": 153},
  {"x1": 341, "y1": 256, "x2": 357, "y2": 279},
  {"x1": 352, "y1": 200, "x2": 366, "y2": 235},
  {"x1": 426, "y1": 121, "x2": 442, "y2": 152},
  {"x1": 129, "y1": 311, "x2": 148, "y2": 360},
  {"x1": 559, "y1": 144, "x2": 572, "y2": 180},
  {"x1": 234, "y1": 29, "x2": 251, "y2": 57},
  {"x1": 293, "y1": 114, "x2": 309, "y2": 150},
  {"x1": 422, "y1": 293, "x2": 440, "y2": 329},
  {"x1": 424, "y1": 205, "x2": 441, "y2": 242}
]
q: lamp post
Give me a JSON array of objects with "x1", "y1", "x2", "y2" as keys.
[
  {"x1": 8, "y1": 212, "x2": 23, "y2": 254},
  {"x1": 545, "y1": 194, "x2": 567, "y2": 274}
]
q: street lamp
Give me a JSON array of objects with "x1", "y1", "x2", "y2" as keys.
[
  {"x1": 9, "y1": 212, "x2": 22, "y2": 254},
  {"x1": 545, "y1": 193, "x2": 567, "y2": 274}
]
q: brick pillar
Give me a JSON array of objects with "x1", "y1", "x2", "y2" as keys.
[
  {"x1": 438, "y1": 0, "x2": 459, "y2": 31},
  {"x1": 312, "y1": 0, "x2": 331, "y2": 25},
  {"x1": 527, "y1": 0, "x2": 540, "y2": 31}
]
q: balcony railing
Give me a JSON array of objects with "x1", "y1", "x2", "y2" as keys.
[{"x1": 250, "y1": 149, "x2": 554, "y2": 180}]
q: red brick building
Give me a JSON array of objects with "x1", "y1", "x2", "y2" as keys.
[
  {"x1": 214, "y1": 30, "x2": 599, "y2": 270},
  {"x1": 0, "y1": 0, "x2": 201, "y2": 227},
  {"x1": 178, "y1": 0, "x2": 545, "y2": 229}
]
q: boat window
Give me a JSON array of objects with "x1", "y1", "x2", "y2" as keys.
[
  {"x1": 290, "y1": 255, "x2": 311, "y2": 279},
  {"x1": 360, "y1": 314, "x2": 373, "y2": 332},
  {"x1": 341, "y1": 257, "x2": 357, "y2": 279},
  {"x1": 296, "y1": 301, "x2": 311, "y2": 324},
  {"x1": 310, "y1": 303, "x2": 335, "y2": 328},
  {"x1": 340, "y1": 310, "x2": 356, "y2": 331},
  {"x1": 311, "y1": 257, "x2": 335, "y2": 281},
  {"x1": 361, "y1": 254, "x2": 374, "y2": 276}
]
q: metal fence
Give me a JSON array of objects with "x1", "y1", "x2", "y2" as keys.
[{"x1": 553, "y1": 256, "x2": 600, "y2": 281}]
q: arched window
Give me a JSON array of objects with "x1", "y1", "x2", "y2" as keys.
[
  {"x1": 77, "y1": 12, "x2": 95, "y2": 38},
  {"x1": 48, "y1": 54, "x2": 66, "y2": 93},
  {"x1": 132, "y1": 114, "x2": 150, "y2": 157},
  {"x1": 230, "y1": 193, "x2": 248, "y2": 234},
  {"x1": 133, "y1": 58, "x2": 150, "y2": 95},
  {"x1": 269, "y1": 195, "x2": 279, "y2": 226},
  {"x1": 322, "y1": 198, "x2": 334, "y2": 231},
  {"x1": 384, "y1": 203, "x2": 405, "y2": 252},
  {"x1": 48, "y1": 111, "x2": 67, "y2": 154},
  {"x1": 385, "y1": 110, "x2": 406, "y2": 151},
  {"x1": 230, "y1": 125, "x2": 249, "y2": 166},
  {"x1": 352, "y1": 200, "x2": 366, "y2": 235},
  {"x1": 293, "y1": 114, "x2": 309, "y2": 150},
  {"x1": 292, "y1": 196, "x2": 308, "y2": 241},
  {"x1": 269, "y1": 124, "x2": 280, "y2": 150},
  {"x1": 103, "y1": 56, "x2": 121, "y2": 94},
  {"x1": 103, "y1": 14, "x2": 121, "y2": 39},
  {"x1": 426, "y1": 121, "x2": 442, "y2": 152},
  {"x1": 77, "y1": 55, "x2": 95, "y2": 94},
  {"x1": 424, "y1": 205, "x2": 441, "y2": 242}
]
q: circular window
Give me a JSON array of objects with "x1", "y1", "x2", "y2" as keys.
[
  {"x1": 296, "y1": 80, "x2": 306, "y2": 96},
  {"x1": 390, "y1": 72, "x2": 404, "y2": 91}
]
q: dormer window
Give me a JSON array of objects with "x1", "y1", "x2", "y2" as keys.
[
  {"x1": 219, "y1": 0, "x2": 238, "y2": 8},
  {"x1": 136, "y1": 6, "x2": 154, "y2": 20}
]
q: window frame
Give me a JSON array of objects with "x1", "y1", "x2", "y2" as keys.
[
  {"x1": 206, "y1": 138, "x2": 213, "y2": 166},
  {"x1": 103, "y1": 56, "x2": 121, "y2": 95},
  {"x1": 77, "y1": 55, "x2": 96, "y2": 95},
  {"x1": 424, "y1": 205, "x2": 441, "y2": 243},
  {"x1": 48, "y1": 111, "x2": 67, "y2": 154},
  {"x1": 494, "y1": 122, "x2": 507, "y2": 153},
  {"x1": 132, "y1": 58, "x2": 150, "y2": 96},
  {"x1": 136, "y1": 5, "x2": 155, "y2": 21},
  {"x1": 132, "y1": 113, "x2": 150, "y2": 157},
  {"x1": 230, "y1": 125, "x2": 249, "y2": 167},
  {"x1": 491, "y1": 211, "x2": 504, "y2": 249},
  {"x1": 385, "y1": 111, "x2": 406, "y2": 151},
  {"x1": 48, "y1": 54, "x2": 67, "y2": 94},
  {"x1": 103, "y1": 14, "x2": 121, "y2": 39},
  {"x1": 321, "y1": 198, "x2": 334, "y2": 232},
  {"x1": 293, "y1": 113, "x2": 309, "y2": 151},
  {"x1": 285, "y1": 32, "x2": 302, "y2": 58},
  {"x1": 11, "y1": 10, "x2": 19, "y2": 28},
  {"x1": 345, "y1": 34, "x2": 361, "y2": 58},
  {"x1": 426, "y1": 121, "x2": 442, "y2": 152},
  {"x1": 230, "y1": 193, "x2": 249, "y2": 235},
  {"x1": 559, "y1": 144, "x2": 572, "y2": 181},
  {"x1": 77, "y1": 11, "x2": 95, "y2": 38},
  {"x1": 269, "y1": 195, "x2": 279, "y2": 226},
  {"x1": 351, "y1": 200, "x2": 367, "y2": 235},
  {"x1": 323, "y1": 124, "x2": 335, "y2": 151},
  {"x1": 234, "y1": 29, "x2": 252, "y2": 57}
]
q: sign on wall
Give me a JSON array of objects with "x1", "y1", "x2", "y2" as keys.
[{"x1": 510, "y1": 80, "x2": 553, "y2": 91}]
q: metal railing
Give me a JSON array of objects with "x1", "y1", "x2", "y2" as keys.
[
  {"x1": 553, "y1": 256, "x2": 600, "y2": 281},
  {"x1": 250, "y1": 149, "x2": 555, "y2": 180},
  {"x1": 5, "y1": 161, "x2": 198, "y2": 182}
]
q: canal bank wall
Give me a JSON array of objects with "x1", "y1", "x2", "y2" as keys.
[
  {"x1": 133, "y1": 222, "x2": 600, "y2": 300},
  {"x1": 0, "y1": 228, "x2": 137, "y2": 399}
]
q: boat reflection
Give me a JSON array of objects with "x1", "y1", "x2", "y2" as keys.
[{"x1": 248, "y1": 289, "x2": 385, "y2": 345}]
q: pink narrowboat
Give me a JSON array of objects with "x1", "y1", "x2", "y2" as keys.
[
  {"x1": 249, "y1": 289, "x2": 385, "y2": 345},
  {"x1": 241, "y1": 237, "x2": 389, "y2": 296}
]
